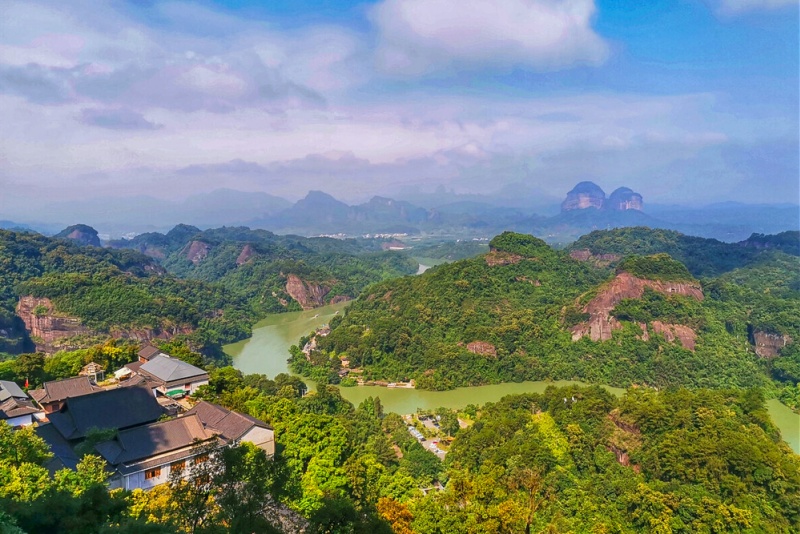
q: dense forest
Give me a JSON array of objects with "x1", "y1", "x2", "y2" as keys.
[
  {"x1": 0, "y1": 227, "x2": 416, "y2": 358},
  {"x1": 2, "y1": 340, "x2": 798, "y2": 532},
  {"x1": 295, "y1": 230, "x2": 800, "y2": 409}
]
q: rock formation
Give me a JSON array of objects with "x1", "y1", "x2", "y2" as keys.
[
  {"x1": 561, "y1": 183, "x2": 643, "y2": 212},
  {"x1": 55, "y1": 224, "x2": 101, "y2": 247},
  {"x1": 181, "y1": 241, "x2": 211, "y2": 264},
  {"x1": 285, "y1": 274, "x2": 331, "y2": 309},
  {"x1": 236, "y1": 244, "x2": 256, "y2": 266},
  {"x1": 606, "y1": 187, "x2": 643, "y2": 211},
  {"x1": 750, "y1": 330, "x2": 793, "y2": 358},
  {"x1": 17, "y1": 295, "x2": 193, "y2": 353},
  {"x1": 561, "y1": 181, "x2": 606, "y2": 211},
  {"x1": 571, "y1": 272, "x2": 703, "y2": 350},
  {"x1": 16, "y1": 296, "x2": 92, "y2": 352}
]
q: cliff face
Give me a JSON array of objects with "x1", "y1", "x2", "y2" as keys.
[
  {"x1": 55, "y1": 224, "x2": 101, "y2": 247},
  {"x1": 285, "y1": 274, "x2": 331, "y2": 310},
  {"x1": 561, "y1": 181, "x2": 605, "y2": 211},
  {"x1": 17, "y1": 295, "x2": 193, "y2": 353},
  {"x1": 181, "y1": 241, "x2": 211, "y2": 264},
  {"x1": 236, "y1": 244, "x2": 256, "y2": 265},
  {"x1": 561, "y1": 183, "x2": 643, "y2": 212},
  {"x1": 571, "y1": 272, "x2": 703, "y2": 350},
  {"x1": 16, "y1": 296, "x2": 92, "y2": 351},
  {"x1": 750, "y1": 330, "x2": 793, "y2": 358},
  {"x1": 606, "y1": 187, "x2": 643, "y2": 211}
]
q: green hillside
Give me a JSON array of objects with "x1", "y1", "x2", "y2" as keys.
[
  {"x1": 0, "y1": 226, "x2": 416, "y2": 357},
  {"x1": 295, "y1": 230, "x2": 798, "y2": 398},
  {"x1": 568, "y1": 227, "x2": 799, "y2": 277}
]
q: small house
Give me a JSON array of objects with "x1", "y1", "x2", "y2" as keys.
[{"x1": 137, "y1": 354, "x2": 209, "y2": 397}]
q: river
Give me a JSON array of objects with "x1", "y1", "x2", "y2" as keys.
[{"x1": 224, "y1": 302, "x2": 800, "y2": 454}]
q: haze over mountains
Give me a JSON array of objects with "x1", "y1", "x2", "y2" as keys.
[{"x1": 3, "y1": 182, "x2": 797, "y2": 244}]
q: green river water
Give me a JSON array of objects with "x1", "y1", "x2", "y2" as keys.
[{"x1": 224, "y1": 302, "x2": 800, "y2": 454}]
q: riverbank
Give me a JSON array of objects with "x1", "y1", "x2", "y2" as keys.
[{"x1": 224, "y1": 305, "x2": 800, "y2": 454}]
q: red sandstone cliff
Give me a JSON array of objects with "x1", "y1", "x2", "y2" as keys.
[
  {"x1": 285, "y1": 275, "x2": 332, "y2": 310},
  {"x1": 571, "y1": 272, "x2": 703, "y2": 350},
  {"x1": 17, "y1": 296, "x2": 193, "y2": 353}
]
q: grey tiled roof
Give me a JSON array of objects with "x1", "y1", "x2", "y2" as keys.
[
  {"x1": 29, "y1": 376, "x2": 102, "y2": 405},
  {"x1": 48, "y1": 384, "x2": 164, "y2": 440},
  {"x1": 137, "y1": 345, "x2": 163, "y2": 361},
  {"x1": 186, "y1": 401, "x2": 271, "y2": 442},
  {"x1": 139, "y1": 355, "x2": 208, "y2": 385},
  {"x1": 0, "y1": 380, "x2": 27, "y2": 402},
  {"x1": 36, "y1": 423, "x2": 80, "y2": 472},
  {"x1": 95, "y1": 413, "x2": 216, "y2": 466},
  {"x1": 0, "y1": 397, "x2": 39, "y2": 419}
]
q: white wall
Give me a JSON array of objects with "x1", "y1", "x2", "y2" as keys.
[{"x1": 241, "y1": 426, "x2": 275, "y2": 456}]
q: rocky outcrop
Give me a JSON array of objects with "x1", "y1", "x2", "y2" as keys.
[
  {"x1": 236, "y1": 244, "x2": 256, "y2": 265},
  {"x1": 181, "y1": 241, "x2": 211, "y2": 264},
  {"x1": 485, "y1": 251, "x2": 523, "y2": 266},
  {"x1": 651, "y1": 321, "x2": 697, "y2": 351},
  {"x1": 750, "y1": 330, "x2": 793, "y2": 358},
  {"x1": 561, "y1": 181, "x2": 606, "y2": 211},
  {"x1": 571, "y1": 272, "x2": 703, "y2": 347},
  {"x1": 55, "y1": 224, "x2": 101, "y2": 247},
  {"x1": 285, "y1": 275, "x2": 331, "y2": 310},
  {"x1": 569, "y1": 249, "x2": 622, "y2": 266},
  {"x1": 466, "y1": 341, "x2": 497, "y2": 357},
  {"x1": 606, "y1": 187, "x2": 643, "y2": 211},
  {"x1": 17, "y1": 295, "x2": 193, "y2": 353},
  {"x1": 16, "y1": 296, "x2": 92, "y2": 351},
  {"x1": 561, "y1": 182, "x2": 643, "y2": 212}
]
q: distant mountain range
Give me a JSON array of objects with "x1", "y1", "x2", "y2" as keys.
[{"x1": 5, "y1": 184, "x2": 799, "y2": 243}]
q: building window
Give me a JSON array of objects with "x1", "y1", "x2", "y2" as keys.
[
  {"x1": 194, "y1": 453, "x2": 209, "y2": 465},
  {"x1": 144, "y1": 467, "x2": 161, "y2": 480},
  {"x1": 171, "y1": 460, "x2": 186, "y2": 472}
]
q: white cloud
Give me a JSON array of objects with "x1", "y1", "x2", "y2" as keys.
[
  {"x1": 716, "y1": 0, "x2": 798, "y2": 15},
  {"x1": 370, "y1": 0, "x2": 609, "y2": 75}
]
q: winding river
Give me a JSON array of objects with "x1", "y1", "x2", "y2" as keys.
[{"x1": 224, "y1": 302, "x2": 800, "y2": 454}]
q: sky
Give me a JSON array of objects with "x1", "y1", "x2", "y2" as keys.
[{"x1": 0, "y1": 0, "x2": 797, "y2": 215}]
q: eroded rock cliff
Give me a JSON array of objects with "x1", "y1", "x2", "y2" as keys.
[
  {"x1": 17, "y1": 295, "x2": 193, "y2": 353},
  {"x1": 571, "y1": 272, "x2": 703, "y2": 350},
  {"x1": 285, "y1": 274, "x2": 332, "y2": 310}
]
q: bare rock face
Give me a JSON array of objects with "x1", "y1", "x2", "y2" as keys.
[
  {"x1": 285, "y1": 274, "x2": 331, "y2": 310},
  {"x1": 571, "y1": 272, "x2": 703, "y2": 348},
  {"x1": 181, "y1": 241, "x2": 211, "y2": 264},
  {"x1": 236, "y1": 244, "x2": 256, "y2": 266},
  {"x1": 466, "y1": 341, "x2": 497, "y2": 357},
  {"x1": 569, "y1": 249, "x2": 622, "y2": 266},
  {"x1": 485, "y1": 251, "x2": 523, "y2": 266},
  {"x1": 16, "y1": 296, "x2": 91, "y2": 351},
  {"x1": 651, "y1": 321, "x2": 697, "y2": 351},
  {"x1": 606, "y1": 187, "x2": 643, "y2": 211},
  {"x1": 17, "y1": 295, "x2": 193, "y2": 353},
  {"x1": 561, "y1": 181, "x2": 606, "y2": 211},
  {"x1": 55, "y1": 224, "x2": 101, "y2": 247},
  {"x1": 751, "y1": 331, "x2": 793, "y2": 358}
]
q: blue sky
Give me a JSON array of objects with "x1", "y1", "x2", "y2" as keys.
[{"x1": 0, "y1": 0, "x2": 797, "y2": 214}]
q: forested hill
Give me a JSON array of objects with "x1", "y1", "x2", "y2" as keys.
[
  {"x1": 0, "y1": 229, "x2": 256, "y2": 357},
  {"x1": 0, "y1": 226, "x2": 416, "y2": 357},
  {"x1": 109, "y1": 224, "x2": 418, "y2": 312},
  {"x1": 568, "y1": 227, "x2": 800, "y2": 277},
  {"x1": 296, "y1": 231, "x2": 800, "y2": 406}
]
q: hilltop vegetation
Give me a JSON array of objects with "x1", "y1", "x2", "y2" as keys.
[
  {"x1": 0, "y1": 226, "x2": 416, "y2": 357},
  {"x1": 296, "y1": 230, "x2": 799, "y2": 401},
  {"x1": 112, "y1": 225, "x2": 418, "y2": 313},
  {"x1": 569, "y1": 227, "x2": 799, "y2": 277},
  {"x1": 2, "y1": 376, "x2": 798, "y2": 533}
]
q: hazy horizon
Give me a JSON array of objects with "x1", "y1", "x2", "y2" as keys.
[{"x1": 1, "y1": 0, "x2": 798, "y2": 218}]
